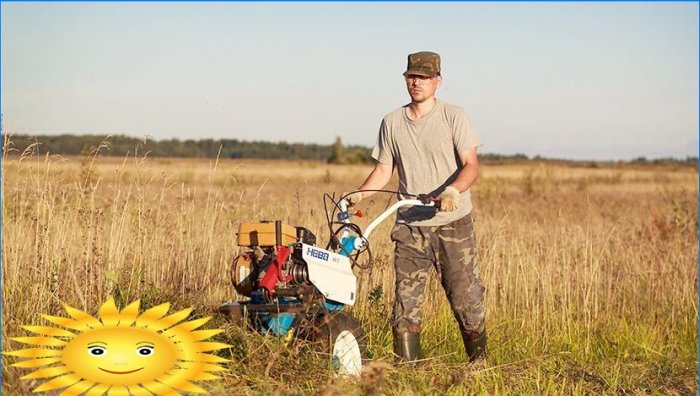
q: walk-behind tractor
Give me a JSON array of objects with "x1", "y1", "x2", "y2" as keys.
[{"x1": 218, "y1": 193, "x2": 436, "y2": 375}]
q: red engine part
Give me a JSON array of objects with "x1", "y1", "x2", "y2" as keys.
[{"x1": 259, "y1": 245, "x2": 292, "y2": 297}]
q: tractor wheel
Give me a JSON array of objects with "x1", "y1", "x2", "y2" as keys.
[{"x1": 306, "y1": 311, "x2": 366, "y2": 376}]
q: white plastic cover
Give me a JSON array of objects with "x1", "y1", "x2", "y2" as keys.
[{"x1": 301, "y1": 243, "x2": 357, "y2": 306}]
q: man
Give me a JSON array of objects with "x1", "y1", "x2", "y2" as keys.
[{"x1": 347, "y1": 51, "x2": 486, "y2": 363}]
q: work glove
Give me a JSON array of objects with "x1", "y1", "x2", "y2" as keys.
[
  {"x1": 344, "y1": 191, "x2": 363, "y2": 207},
  {"x1": 437, "y1": 186, "x2": 460, "y2": 212}
]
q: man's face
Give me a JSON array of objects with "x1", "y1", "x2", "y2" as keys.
[{"x1": 405, "y1": 74, "x2": 441, "y2": 103}]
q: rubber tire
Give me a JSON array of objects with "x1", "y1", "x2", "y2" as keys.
[{"x1": 307, "y1": 311, "x2": 367, "y2": 376}]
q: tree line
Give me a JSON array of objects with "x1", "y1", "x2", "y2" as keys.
[
  {"x1": 3, "y1": 133, "x2": 696, "y2": 167},
  {"x1": 3, "y1": 134, "x2": 374, "y2": 164}
]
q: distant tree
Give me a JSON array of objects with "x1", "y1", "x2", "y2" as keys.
[{"x1": 327, "y1": 136, "x2": 346, "y2": 164}]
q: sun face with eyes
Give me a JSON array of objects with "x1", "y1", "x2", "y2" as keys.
[
  {"x1": 62, "y1": 326, "x2": 179, "y2": 386},
  {"x1": 5, "y1": 298, "x2": 230, "y2": 394}
]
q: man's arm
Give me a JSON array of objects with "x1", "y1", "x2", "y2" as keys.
[
  {"x1": 437, "y1": 147, "x2": 479, "y2": 212},
  {"x1": 449, "y1": 147, "x2": 479, "y2": 192},
  {"x1": 354, "y1": 162, "x2": 394, "y2": 200}
]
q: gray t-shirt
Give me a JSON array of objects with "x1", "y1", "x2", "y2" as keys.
[{"x1": 371, "y1": 99, "x2": 482, "y2": 226}]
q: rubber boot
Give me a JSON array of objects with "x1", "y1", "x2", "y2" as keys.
[
  {"x1": 393, "y1": 330, "x2": 421, "y2": 363},
  {"x1": 462, "y1": 328, "x2": 487, "y2": 363}
]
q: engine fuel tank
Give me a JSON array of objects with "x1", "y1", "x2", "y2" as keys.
[{"x1": 237, "y1": 222, "x2": 297, "y2": 247}]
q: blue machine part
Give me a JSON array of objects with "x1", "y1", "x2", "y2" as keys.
[
  {"x1": 248, "y1": 296, "x2": 300, "y2": 336},
  {"x1": 261, "y1": 313, "x2": 296, "y2": 336},
  {"x1": 339, "y1": 235, "x2": 356, "y2": 257},
  {"x1": 324, "y1": 300, "x2": 345, "y2": 311},
  {"x1": 250, "y1": 290, "x2": 265, "y2": 304}
]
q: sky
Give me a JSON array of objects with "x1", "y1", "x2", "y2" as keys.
[{"x1": 1, "y1": 2, "x2": 698, "y2": 161}]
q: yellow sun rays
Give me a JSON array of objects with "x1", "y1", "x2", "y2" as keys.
[{"x1": 4, "y1": 297, "x2": 230, "y2": 395}]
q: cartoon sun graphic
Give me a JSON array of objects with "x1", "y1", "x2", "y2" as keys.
[{"x1": 5, "y1": 297, "x2": 230, "y2": 395}]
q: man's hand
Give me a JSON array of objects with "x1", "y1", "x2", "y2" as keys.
[
  {"x1": 345, "y1": 191, "x2": 363, "y2": 207},
  {"x1": 437, "y1": 186, "x2": 460, "y2": 212}
]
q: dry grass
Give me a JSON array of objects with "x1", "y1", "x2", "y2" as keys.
[{"x1": 2, "y1": 147, "x2": 697, "y2": 395}]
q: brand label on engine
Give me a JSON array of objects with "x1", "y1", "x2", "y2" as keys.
[
  {"x1": 306, "y1": 247, "x2": 329, "y2": 261},
  {"x1": 301, "y1": 243, "x2": 356, "y2": 306}
]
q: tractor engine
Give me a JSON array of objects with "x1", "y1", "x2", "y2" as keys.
[
  {"x1": 228, "y1": 220, "x2": 357, "y2": 336},
  {"x1": 232, "y1": 221, "x2": 317, "y2": 300}
]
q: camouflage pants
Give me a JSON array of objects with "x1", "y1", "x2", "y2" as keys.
[{"x1": 391, "y1": 213, "x2": 485, "y2": 334}]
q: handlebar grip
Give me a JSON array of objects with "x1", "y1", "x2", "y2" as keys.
[
  {"x1": 416, "y1": 194, "x2": 432, "y2": 204},
  {"x1": 417, "y1": 193, "x2": 441, "y2": 209}
]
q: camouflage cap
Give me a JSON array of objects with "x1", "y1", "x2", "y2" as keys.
[{"x1": 403, "y1": 51, "x2": 441, "y2": 77}]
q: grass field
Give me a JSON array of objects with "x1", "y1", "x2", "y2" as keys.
[{"x1": 2, "y1": 147, "x2": 698, "y2": 395}]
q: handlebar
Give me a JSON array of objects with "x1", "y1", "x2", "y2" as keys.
[
  {"x1": 360, "y1": 199, "x2": 434, "y2": 241},
  {"x1": 337, "y1": 196, "x2": 437, "y2": 252}
]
